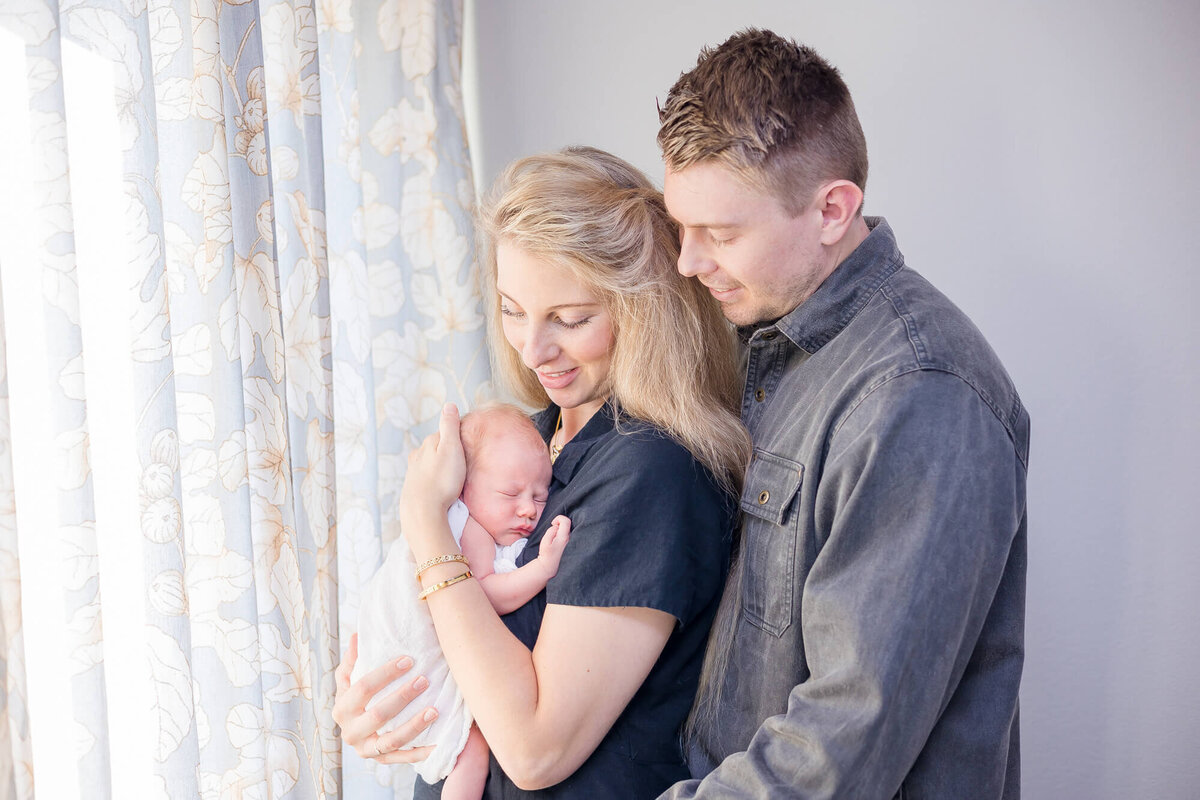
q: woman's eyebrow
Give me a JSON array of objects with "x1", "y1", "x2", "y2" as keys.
[
  {"x1": 547, "y1": 302, "x2": 598, "y2": 311},
  {"x1": 496, "y1": 290, "x2": 598, "y2": 312}
]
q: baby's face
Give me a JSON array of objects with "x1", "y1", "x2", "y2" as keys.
[{"x1": 460, "y1": 432, "x2": 552, "y2": 547}]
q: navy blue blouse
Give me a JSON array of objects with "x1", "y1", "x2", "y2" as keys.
[{"x1": 417, "y1": 402, "x2": 735, "y2": 799}]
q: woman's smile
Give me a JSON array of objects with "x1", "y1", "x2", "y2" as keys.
[{"x1": 537, "y1": 367, "x2": 579, "y2": 389}]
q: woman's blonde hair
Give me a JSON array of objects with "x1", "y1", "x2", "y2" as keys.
[{"x1": 477, "y1": 146, "x2": 751, "y2": 491}]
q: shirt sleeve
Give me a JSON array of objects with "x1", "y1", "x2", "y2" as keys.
[
  {"x1": 663, "y1": 369, "x2": 1027, "y2": 798},
  {"x1": 546, "y1": 431, "x2": 733, "y2": 626}
]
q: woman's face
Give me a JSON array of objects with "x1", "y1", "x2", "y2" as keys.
[{"x1": 495, "y1": 243, "x2": 615, "y2": 420}]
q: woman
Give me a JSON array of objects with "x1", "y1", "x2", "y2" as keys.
[{"x1": 334, "y1": 147, "x2": 751, "y2": 797}]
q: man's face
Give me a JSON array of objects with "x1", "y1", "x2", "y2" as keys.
[{"x1": 663, "y1": 160, "x2": 830, "y2": 326}]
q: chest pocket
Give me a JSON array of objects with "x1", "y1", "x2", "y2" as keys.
[{"x1": 738, "y1": 449, "x2": 805, "y2": 637}]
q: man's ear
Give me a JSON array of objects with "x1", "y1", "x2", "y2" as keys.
[{"x1": 817, "y1": 180, "x2": 864, "y2": 246}]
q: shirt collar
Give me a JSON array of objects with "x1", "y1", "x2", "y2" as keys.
[
  {"x1": 741, "y1": 217, "x2": 904, "y2": 353},
  {"x1": 534, "y1": 400, "x2": 619, "y2": 485}
]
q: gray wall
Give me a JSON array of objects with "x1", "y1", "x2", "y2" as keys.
[{"x1": 462, "y1": 2, "x2": 1200, "y2": 797}]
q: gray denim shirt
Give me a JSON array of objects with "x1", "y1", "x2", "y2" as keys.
[{"x1": 665, "y1": 218, "x2": 1029, "y2": 799}]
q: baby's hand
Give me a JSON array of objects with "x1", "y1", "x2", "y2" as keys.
[{"x1": 537, "y1": 515, "x2": 571, "y2": 578}]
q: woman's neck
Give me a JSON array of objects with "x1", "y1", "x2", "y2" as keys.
[{"x1": 560, "y1": 397, "x2": 607, "y2": 444}]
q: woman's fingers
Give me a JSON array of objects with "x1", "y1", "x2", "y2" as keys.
[
  {"x1": 333, "y1": 633, "x2": 358, "y2": 694},
  {"x1": 349, "y1": 655, "x2": 415, "y2": 711},
  {"x1": 350, "y1": 678, "x2": 436, "y2": 758},
  {"x1": 375, "y1": 705, "x2": 440, "y2": 760},
  {"x1": 376, "y1": 743, "x2": 436, "y2": 765},
  {"x1": 337, "y1": 656, "x2": 420, "y2": 744},
  {"x1": 437, "y1": 403, "x2": 461, "y2": 456},
  {"x1": 401, "y1": 404, "x2": 467, "y2": 515},
  {"x1": 407, "y1": 431, "x2": 438, "y2": 466}
]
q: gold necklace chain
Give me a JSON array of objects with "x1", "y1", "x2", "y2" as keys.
[{"x1": 549, "y1": 410, "x2": 564, "y2": 463}]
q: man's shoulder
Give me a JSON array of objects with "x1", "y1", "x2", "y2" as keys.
[
  {"x1": 768, "y1": 262, "x2": 1027, "y2": 453},
  {"x1": 833, "y1": 265, "x2": 1028, "y2": 450}
]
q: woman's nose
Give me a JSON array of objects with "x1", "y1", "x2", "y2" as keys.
[{"x1": 521, "y1": 324, "x2": 556, "y2": 368}]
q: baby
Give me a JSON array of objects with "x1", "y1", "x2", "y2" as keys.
[{"x1": 353, "y1": 402, "x2": 570, "y2": 798}]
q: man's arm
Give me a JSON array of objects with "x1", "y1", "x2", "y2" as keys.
[{"x1": 665, "y1": 370, "x2": 1027, "y2": 798}]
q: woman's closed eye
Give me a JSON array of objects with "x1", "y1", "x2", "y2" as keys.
[
  {"x1": 500, "y1": 303, "x2": 589, "y2": 329},
  {"x1": 555, "y1": 315, "x2": 591, "y2": 329}
]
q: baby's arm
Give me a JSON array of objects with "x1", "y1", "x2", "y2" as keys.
[
  {"x1": 458, "y1": 515, "x2": 571, "y2": 616},
  {"x1": 441, "y1": 723, "x2": 488, "y2": 800}
]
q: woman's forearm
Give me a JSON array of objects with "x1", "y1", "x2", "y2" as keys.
[
  {"x1": 420, "y1": 562, "x2": 554, "y2": 784},
  {"x1": 406, "y1": 509, "x2": 549, "y2": 766},
  {"x1": 411, "y1": 511, "x2": 673, "y2": 789}
]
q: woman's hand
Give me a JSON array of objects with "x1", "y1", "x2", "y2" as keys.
[
  {"x1": 401, "y1": 404, "x2": 468, "y2": 552},
  {"x1": 332, "y1": 633, "x2": 439, "y2": 764}
]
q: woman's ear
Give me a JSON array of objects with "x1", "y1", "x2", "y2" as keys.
[{"x1": 817, "y1": 180, "x2": 864, "y2": 246}]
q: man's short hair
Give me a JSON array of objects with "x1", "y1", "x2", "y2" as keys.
[{"x1": 657, "y1": 28, "x2": 868, "y2": 215}]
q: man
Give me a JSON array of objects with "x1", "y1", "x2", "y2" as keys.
[{"x1": 658, "y1": 30, "x2": 1029, "y2": 799}]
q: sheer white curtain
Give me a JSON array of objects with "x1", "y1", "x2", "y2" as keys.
[{"x1": 0, "y1": 0, "x2": 488, "y2": 797}]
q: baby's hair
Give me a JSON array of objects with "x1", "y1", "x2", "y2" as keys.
[{"x1": 460, "y1": 402, "x2": 547, "y2": 474}]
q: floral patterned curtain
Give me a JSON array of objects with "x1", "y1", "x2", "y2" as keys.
[{"x1": 0, "y1": 0, "x2": 487, "y2": 797}]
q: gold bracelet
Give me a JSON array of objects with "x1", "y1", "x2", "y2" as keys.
[
  {"x1": 414, "y1": 553, "x2": 469, "y2": 580},
  {"x1": 417, "y1": 570, "x2": 473, "y2": 601}
]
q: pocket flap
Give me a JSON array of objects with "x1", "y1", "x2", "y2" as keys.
[{"x1": 740, "y1": 449, "x2": 805, "y2": 525}]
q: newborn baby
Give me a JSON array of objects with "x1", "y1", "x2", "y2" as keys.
[{"x1": 353, "y1": 402, "x2": 570, "y2": 799}]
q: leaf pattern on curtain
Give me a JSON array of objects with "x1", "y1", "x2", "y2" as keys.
[{"x1": 0, "y1": 0, "x2": 485, "y2": 797}]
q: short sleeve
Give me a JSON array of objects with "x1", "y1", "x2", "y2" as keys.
[{"x1": 545, "y1": 431, "x2": 734, "y2": 626}]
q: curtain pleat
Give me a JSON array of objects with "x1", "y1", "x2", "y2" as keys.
[
  {"x1": 26, "y1": 3, "x2": 116, "y2": 796},
  {"x1": 0, "y1": 278, "x2": 33, "y2": 800}
]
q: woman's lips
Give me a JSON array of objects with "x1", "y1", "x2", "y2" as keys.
[{"x1": 537, "y1": 367, "x2": 578, "y2": 390}]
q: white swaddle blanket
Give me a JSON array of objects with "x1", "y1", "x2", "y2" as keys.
[{"x1": 352, "y1": 500, "x2": 527, "y2": 783}]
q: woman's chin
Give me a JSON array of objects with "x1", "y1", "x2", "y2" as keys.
[{"x1": 546, "y1": 389, "x2": 609, "y2": 413}]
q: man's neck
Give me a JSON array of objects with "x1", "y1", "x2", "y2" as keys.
[
  {"x1": 832, "y1": 215, "x2": 872, "y2": 268},
  {"x1": 788, "y1": 215, "x2": 874, "y2": 318}
]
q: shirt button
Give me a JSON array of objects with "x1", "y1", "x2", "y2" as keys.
[
  {"x1": 758, "y1": 490, "x2": 770, "y2": 505},
  {"x1": 762, "y1": 331, "x2": 778, "y2": 341},
  {"x1": 754, "y1": 388, "x2": 765, "y2": 402}
]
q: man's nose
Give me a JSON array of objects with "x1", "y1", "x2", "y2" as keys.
[{"x1": 677, "y1": 229, "x2": 711, "y2": 278}]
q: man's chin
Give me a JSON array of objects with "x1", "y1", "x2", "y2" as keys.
[{"x1": 719, "y1": 301, "x2": 762, "y2": 328}]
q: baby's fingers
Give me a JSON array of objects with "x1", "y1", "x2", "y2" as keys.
[{"x1": 550, "y1": 515, "x2": 571, "y2": 542}]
